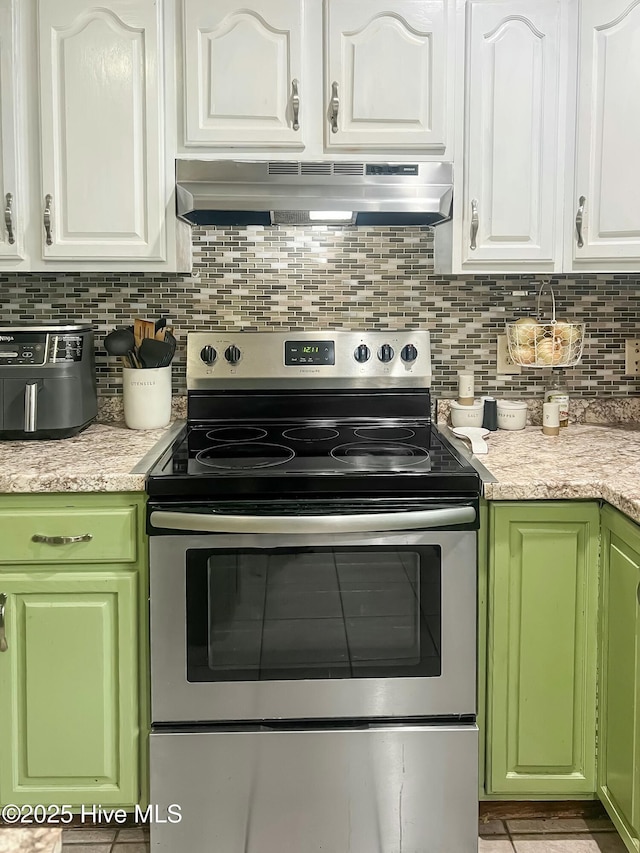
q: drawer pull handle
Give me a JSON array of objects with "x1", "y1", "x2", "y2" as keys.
[
  {"x1": 0, "y1": 593, "x2": 7, "y2": 653},
  {"x1": 31, "y1": 533, "x2": 93, "y2": 545}
]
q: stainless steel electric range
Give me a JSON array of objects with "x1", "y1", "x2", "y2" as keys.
[{"x1": 147, "y1": 330, "x2": 480, "y2": 853}]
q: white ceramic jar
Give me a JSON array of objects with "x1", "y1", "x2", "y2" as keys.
[
  {"x1": 123, "y1": 366, "x2": 172, "y2": 430},
  {"x1": 496, "y1": 400, "x2": 527, "y2": 430},
  {"x1": 450, "y1": 400, "x2": 484, "y2": 428}
]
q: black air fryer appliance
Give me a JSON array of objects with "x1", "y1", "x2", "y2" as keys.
[{"x1": 0, "y1": 324, "x2": 98, "y2": 439}]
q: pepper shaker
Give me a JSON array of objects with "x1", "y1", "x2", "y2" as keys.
[{"x1": 481, "y1": 396, "x2": 498, "y2": 431}]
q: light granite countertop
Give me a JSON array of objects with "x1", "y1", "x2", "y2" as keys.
[
  {"x1": 0, "y1": 421, "x2": 183, "y2": 493},
  {"x1": 447, "y1": 423, "x2": 640, "y2": 525},
  {"x1": 2, "y1": 412, "x2": 640, "y2": 529}
]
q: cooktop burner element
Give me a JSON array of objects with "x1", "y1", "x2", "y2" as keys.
[
  {"x1": 353, "y1": 426, "x2": 416, "y2": 441},
  {"x1": 206, "y1": 426, "x2": 268, "y2": 443},
  {"x1": 330, "y1": 442, "x2": 428, "y2": 468},
  {"x1": 282, "y1": 426, "x2": 340, "y2": 442},
  {"x1": 146, "y1": 330, "x2": 481, "y2": 501},
  {"x1": 195, "y1": 442, "x2": 295, "y2": 470}
]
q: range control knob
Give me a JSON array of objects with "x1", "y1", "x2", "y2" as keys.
[
  {"x1": 200, "y1": 345, "x2": 217, "y2": 366},
  {"x1": 378, "y1": 344, "x2": 395, "y2": 363},
  {"x1": 225, "y1": 344, "x2": 242, "y2": 365},
  {"x1": 401, "y1": 343, "x2": 418, "y2": 363},
  {"x1": 354, "y1": 344, "x2": 371, "y2": 363}
]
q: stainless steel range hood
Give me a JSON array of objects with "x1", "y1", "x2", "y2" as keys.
[{"x1": 176, "y1": 160, "x2": 453, "y2": 227}]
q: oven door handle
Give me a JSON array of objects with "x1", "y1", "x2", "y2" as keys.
[{"x1": 149, "y1": 506, "x2": 476, "y2": 534}]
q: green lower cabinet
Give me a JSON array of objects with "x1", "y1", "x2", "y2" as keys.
[
  {"x1": 0, "y1": 571, "x2": 139, "y2": 807},
  {"x1": 487, "y1": 502, "x2": 599, "y2": 796},
  {"x1": 599, "y1": 505, "x2": 640, "y2": 852}
]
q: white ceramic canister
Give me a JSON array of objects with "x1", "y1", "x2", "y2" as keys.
[
  {"x1": 123, "y1": 366, "x2": 171, "y2": 430},
  {"x1": 457, "y1": 372, "x2": 475, "y2": 405},
  {"x1": 450, "y1": 399, "x2": 484, "y2": 428},
  {"x1": 542, "y1": 401, "x2": 560, "y2": 436},
  {"x1": 496, "y1": 400, "x2": 528, "y2": 430}
]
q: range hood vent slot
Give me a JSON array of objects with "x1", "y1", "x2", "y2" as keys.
[
  {"x1": 267, "y1": 162, "x2": 301, "y2": 175},
  {"x1": 267, "y1": 162, "x2": 366, "y2": 177},
  {"x1": 332, "y1": 162, "x2": 365, "y2": 175}
]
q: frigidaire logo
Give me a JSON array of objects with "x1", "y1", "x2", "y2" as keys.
[{"x1": 0, "y1": 336, "x2": 14, "y2": 342}]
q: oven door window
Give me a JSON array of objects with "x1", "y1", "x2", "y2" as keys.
[{"x1": 186, "y1": 546, "x2": 441, "y2": 682}]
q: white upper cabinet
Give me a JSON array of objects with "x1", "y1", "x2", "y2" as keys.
[
  {"x1": 569, "y1": 0, "x2": 640, "y2": 269},
  {"x1": 0, "y1": 0, "x2": 24, "y2": 264},
  {"x1": 456, "y1": 0, "x2": 569, "y2": 272},
  {"x1": 37, "y1": 0, "x2": 166, "y2": 262},
  {"x1": 325, "y1": 0, "x2": 449, "y2": 151},
  {"x1": 183, "y1": 0, "x2": 304, "y2": 149},
  {"x1": 180, "y1": 0, "x2": 455, "y2": 158},
  {"x1": 0, "y1": 0, "x2": 190, "y2": 272}
]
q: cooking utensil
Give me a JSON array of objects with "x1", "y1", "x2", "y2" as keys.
[
  {"x1": 139, "y1": 337, "x2": 174, "y2": 369},
  {"x1": 451, "y1": 426, "x2": 490, "y2": 455},
  {"x1": 163, "y1": 330, "x2": 176, "y2": 364},
  {"x1": 134, "y1": 318, "x2": 156, "y2": 350},
  {"x1": 104, "y1": 328, "x2": 139, "y2": 367}
]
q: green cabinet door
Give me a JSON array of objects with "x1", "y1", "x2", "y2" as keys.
[
  {"x1": 0, "y1": 571, "x2": 139, "y2": 806},
  {"x1": 599, "y1": 505, "x2": 640, "y2": 852},
  {"x1": 487, "y1": 502, "x2": 599, "y2": 796}
]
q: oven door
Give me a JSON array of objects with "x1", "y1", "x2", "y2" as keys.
[{"x1": 149, "y1": 505, "x2": 476, "y2": 723}]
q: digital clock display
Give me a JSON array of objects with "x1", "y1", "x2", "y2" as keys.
[{"x1": 285, "y1": 340, "x2": 335, "y2": 366}]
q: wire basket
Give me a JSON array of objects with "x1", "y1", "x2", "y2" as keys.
[{"x1": 505, "y1": 281, "x2": 585, "y2": 367}]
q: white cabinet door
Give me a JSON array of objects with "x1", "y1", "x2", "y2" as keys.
[
  {"x1": 183, "y1": 0, "x2": 305, "y2": 149},
  {"x1": 458, "y1": 1, "x2": 568, "y2": 271},
  {"x1": 324, "y1": 0, "x2": 450, "y2": 151},
  {"x1": 36, "y1": 0, "x2": 165, "y2": 261},
  {"x1": 570, "y1": 0, "x2": 640, "y2": 268},
  {"x1": 0, "y1": 0, "x2": 24, "y2": 263}
]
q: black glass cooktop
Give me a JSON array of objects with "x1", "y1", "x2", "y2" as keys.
[{"x1": 146, "y1": 420, "x2": 481, "y2": 500}]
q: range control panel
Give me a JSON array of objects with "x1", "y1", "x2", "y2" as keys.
[
  {"x1": 187, "y1": 330, "x2": 432, "y2": 390},
  {"x1": 0, "y1": 330, "x2": 86, "y2": 366}
]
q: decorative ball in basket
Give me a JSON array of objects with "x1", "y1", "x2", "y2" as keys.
[{"x1": 506, "y1": 282, "x2": 585, "y2": 367}]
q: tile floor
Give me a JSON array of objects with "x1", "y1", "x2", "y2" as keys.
[
  {"x1": 0, "y1": 817, "x2": 630, "y2": 852},
  {"x1": 478, "y1": 816, "x2": 628, "y2": 852},
  {"x1": 59, "y1": 827, "x2": 149, "y2": 852},
  {"x1": 60, "y1": 817, "x2": 631, "y2": 852}
]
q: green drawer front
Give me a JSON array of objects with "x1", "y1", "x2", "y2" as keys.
[{"x1": 0, "y1": 507, "x2": 137, "y2": 564}]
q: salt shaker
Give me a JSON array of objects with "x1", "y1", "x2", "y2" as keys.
[{"x1": 481, "y1": 396, "x2": 498, "y2": 431}]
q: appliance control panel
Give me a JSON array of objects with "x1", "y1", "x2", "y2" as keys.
[
  {"x1": 0, "y1": 328, "x2": 87, "y2": 366},
  {"x1": 187, "y1": 330, "x2": 431, "y2": 390}
]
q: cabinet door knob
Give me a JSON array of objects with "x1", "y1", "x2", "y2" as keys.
[
  {"x1": 329, "y1": 81, "x2": 339, "y2": 134},
  {"x1": 470, "y1": 199, "x2": 479, "y2": 250},
  {"x1": 43, "y1": 194, "x2": 53, "y2": 246},
  {"x1": 31, "y1": 533, "x2": 93, "y2": 545},
  {"x1": 4, "y1": 193, "x2": 15, "y2": 245},
  {"x1": 0, "y1": 593, "x2": 7, "y2": 653},
  {"x1": 291, "y1": 79, "x2": 300, "y2": 131},
  {"x1": 576, "y1": 196, "x2": 586, "y2": 248}
]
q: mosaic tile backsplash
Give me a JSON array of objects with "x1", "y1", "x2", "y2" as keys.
[{"x1": 0, "y1": 225, "x2": 638, "y2": 399}]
